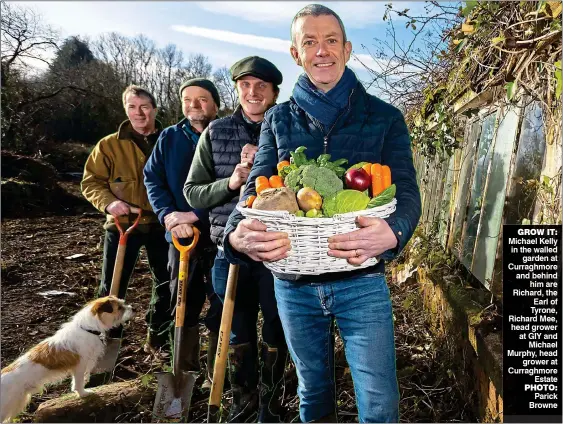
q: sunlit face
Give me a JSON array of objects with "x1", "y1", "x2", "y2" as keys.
[
  {"x1": 290, "y1": 14, "x2": 352, "y2": 92},
  {"x1": 124, "y1": 94, "x2": 157, "y2": 133},
  {"x1": 181, "y1": 86, "x2": 218, "y2": 130},
  {"x1": 236, "y1": 76, "x2": 277, "y2": 122}
]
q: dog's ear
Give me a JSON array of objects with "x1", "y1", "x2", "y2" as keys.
[{"x1": 91, "y1": 298, "x2": 114, "y2": 315}]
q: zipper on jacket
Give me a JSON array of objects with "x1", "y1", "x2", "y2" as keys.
[{"x1": 321, "y1": 89, "x2": 355, "y2": 154}]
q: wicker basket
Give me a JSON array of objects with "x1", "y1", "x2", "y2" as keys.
[{"x1": 237, "y1": 198, "x2": 397, "y2": 275}]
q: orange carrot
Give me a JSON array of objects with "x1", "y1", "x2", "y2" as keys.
[
  {"x1": 256, "y1": 183, "x2": 270, "y2": 194},
  {"x1": 277, "y1": 161, "x2": 290, "y2": 172},
  {"x1": 269, "y1": 175, "x2": 284, "y2": 188},
  {"x1": 382, "y1": 165, "x2": 392, "y2": 189},
  {"x1": 371, "y1": 163, "x2": 383, "y2": 197},
  {"x1": 362, "y1": 163, "x2": 372, "y2": 176},
  {"x1": 256, "y1": 176, "x2": 269, "y2": 187},
  {"x1": 245, "y1": 195, "x2": 256, "y2": 208},
  {"x1": 255, "y1": 176, "x2": 271, "y2": 195}
]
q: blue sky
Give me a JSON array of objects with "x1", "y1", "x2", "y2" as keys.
[{"x1": 19, "y1": 1, "x2": 437, "y2": 102}]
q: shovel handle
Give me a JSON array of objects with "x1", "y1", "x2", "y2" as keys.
[
  {"x1": 208, "y1": 186, "x2": 245, "y2": 421},
  {"x1": 208, "y1": 262, "x2": 239, "y2": 417},
  {"x1": 109, "y1": 208, "x2": 143, "y2": 297},
  {"x1": 172, "y1": 228, "x2": 200, "y2": 328},
  {"x1": 113, "y1": 207, "x2": 143, "y2": 243}
]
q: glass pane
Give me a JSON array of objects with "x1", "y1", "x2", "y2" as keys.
[
  {"x1": 451, "y1": 119, "x2": 480, "y2": 258},
  {"x1": 430, "y1": 155, "x2": 448, "y2": 229},
  {"x1": 504, "y1": 102, "x2": 546, "y2": 224},
  {"x1": 472, "y1": 106, "x2": 520, "y2": 286},
  {"x1": 438, "y1": 154, "x2": 456, "y2": 248},
  {"x1": 461, "y1": 111, "x2": 498, "y2": 269},
  {"x1": 426, "y1": 156, "x2": 439, "y2": 227},
  {"x1": 421, "y1": 158, "x2": 433, "y2": 227}
]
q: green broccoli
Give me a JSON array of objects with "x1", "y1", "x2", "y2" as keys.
[
  {"x1": 279, "y1": 164, "x2": 297, "y2": 180},
  {"x1": 284, "y1": 166, "x2": 305, "y2": 192},
  {"x1": 300, "y1": 164, "x2": 343, "y2": 199}
]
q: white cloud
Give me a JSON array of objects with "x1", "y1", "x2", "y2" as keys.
[
  {"x1": 171, "y1": 25, "x2": 291, "y2": 54},
  {"x1": 349, "y1": 53, "x2": 385, "y2": 72},
  {"x1": 195, "y1": 1, "x2": 424, "y2": 28}
]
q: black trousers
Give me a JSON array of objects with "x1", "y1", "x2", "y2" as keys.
[
  {"x1": 167, "y1": 242, "x2": 223, "y2": 332},
  {"x1": 99, "y1": 226, "x2": 171, "y2": 343}
]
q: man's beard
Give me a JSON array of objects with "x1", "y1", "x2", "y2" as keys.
[{"x1": 187, "y1": 112, "x2": 211, "y2": 126}]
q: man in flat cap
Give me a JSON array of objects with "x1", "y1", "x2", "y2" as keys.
[
  {"x1": 144, "y1": 78, "x2": 223, "y2": 389},
  {"x1": 184, "y1": 57, "x2": 287, "y2": 423}
]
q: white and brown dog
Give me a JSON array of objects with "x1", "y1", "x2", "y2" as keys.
[{"x1": 0, "y1": 296, "x2": 133, "y2": 422}]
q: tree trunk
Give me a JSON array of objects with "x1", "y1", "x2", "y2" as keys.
[{"x1": 33, "y1": 379, "x2": 156, "y2": 423}]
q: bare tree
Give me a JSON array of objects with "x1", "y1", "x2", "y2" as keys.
[
  {"x1": 183, "y1": 53, "x2": 212, "y2": 80},
  {"x1": 213, "y1": 66, "x2": 238, "y2": 114},
  {"x1": 0, "y1": 0, "x2": 59, "y2": 73},
  {"x1": 357, "y1": 1, "x2": 462, "y2": 110},
  {"x1": 91, "y1": 33, "x2": 213, "y2": 124}
]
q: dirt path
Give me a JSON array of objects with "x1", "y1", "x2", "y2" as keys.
[{"x1": 1, "y1": 212, "x2": 475, "y2": 423}]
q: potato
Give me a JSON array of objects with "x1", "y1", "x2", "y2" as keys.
[
  {"x1": 297, "y1": 187, "x2": 322, "y2": 212},
  {"x1": 252, "y1": 187, "x2": 299, "y2": 213}
]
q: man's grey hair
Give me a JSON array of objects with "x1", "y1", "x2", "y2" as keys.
[
  {"x1": 122, "y1": 84, "x2": 157, "y2": 108},
  {"x1": 290, "y1": 4, "x2": 347, "y2": 46}
]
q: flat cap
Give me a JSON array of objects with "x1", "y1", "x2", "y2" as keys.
[
  {"x1": 178, "y1": 78, "x2": 221, "y2": 108},
  {"x1": 230, "y1": 56, "x2": 283, "y2": 86}
]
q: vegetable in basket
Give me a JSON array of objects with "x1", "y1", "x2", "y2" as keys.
[
  {"x1": 370, "y1": 163, "x2": 392, "y2": 196},
  {"x1": 296, "y1": 187, "x2": 322, "y2": 212},
  {"x1": 252, "y1": 187, "x2": 299, "y2": 213},
  {"x1": 285, "y1": 164, "x2": 343, "y2": 199},
  {"x1": 344, "y1": 168, "x2": 371, "y2": 192},
  {"x1": 256, "y1": 176, "x2": 271, "y2": 194},
  {"x1": 367, "y1": 184, "x2": 396, "y2": 208},
  {"x1": 322, "y1": 190, "x2": 371, "y2": 217}
]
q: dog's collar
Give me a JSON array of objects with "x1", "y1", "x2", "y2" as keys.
[{"x1": 80, "y1": 326, "x2": 105, "y2": 338}]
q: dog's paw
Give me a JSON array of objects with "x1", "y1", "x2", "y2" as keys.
[{"x1": 76, "y1": 389, "x2": 94, "y2": 398}]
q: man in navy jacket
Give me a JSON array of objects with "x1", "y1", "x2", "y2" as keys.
[
  {"x1": 224, "y1": 4, "x2": 421, "y2": 423},
  {"x1": 144, "y1": 78, "x2": 223, "y2": 390}
]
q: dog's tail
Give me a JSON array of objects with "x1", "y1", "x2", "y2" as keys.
[{"x1": 1, "y1": 360, "x2": 37, "y2": 422}]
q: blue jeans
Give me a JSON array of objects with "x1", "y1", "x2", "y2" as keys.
[
  {"x1": 212, "y1": 250, "x2": 285, "y2": 347},
  {"x1": 274, "y1": 273, "x2": 399, "y2": 423}
]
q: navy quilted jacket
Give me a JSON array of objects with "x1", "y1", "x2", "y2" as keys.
[
  {"x1": 144, "y1": 119, "x2": 210, "y2": 243},
  {"x1": 224, "y1": 82, "x2": 421, "y2": 281}
]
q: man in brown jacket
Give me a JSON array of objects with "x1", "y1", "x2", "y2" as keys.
[{"x1": 81, "y1": 85, "x2": 172, "y2": 355}]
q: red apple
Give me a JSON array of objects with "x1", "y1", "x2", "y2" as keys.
[{"x1": 344, "y1": 168, "x2": 371, "y2": 192}]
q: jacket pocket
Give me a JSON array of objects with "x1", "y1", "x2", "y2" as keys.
[{"x1": 109, "y1": 179, "x2": 137, "y2": 205}]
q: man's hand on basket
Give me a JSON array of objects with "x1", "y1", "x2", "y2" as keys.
[
  {"x1": 327, "y1": 216, "x2": 397, "y2": 265},
  {"x1": 229, "y1": 218, "x2": 291, "y2": 262}
]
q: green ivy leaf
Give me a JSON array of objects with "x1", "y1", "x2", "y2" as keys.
[
  {"x1": 543, "y1": 175, "x2": 550, "y2": 186},
  {"x1": 555, "y1": 60, "x2": 562, "y2": 98},
  {"x1": 141, "y1": 374, "x2": 154, "y2": 387},
  {"x1": 455, "y1": 38, "x2": 468, "y2": 53},
  {"x1": 505, "y1": 81, "x2": 517, "y2": 101},
  {"x1": 462, "y1": 0, "x2": 478, "y2": 17}
]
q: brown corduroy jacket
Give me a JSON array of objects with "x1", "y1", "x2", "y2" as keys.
[{"x1": 81, "y1": 120, "x2": 162, "y2": 231}]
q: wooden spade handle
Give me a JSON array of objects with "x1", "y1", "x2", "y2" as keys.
[
  {"x1": 109, "y1": 208, "x2": 143, "y2": 297},
  {"x1": 172, "y1": 228, "x2": 200, "y2": 328}
]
